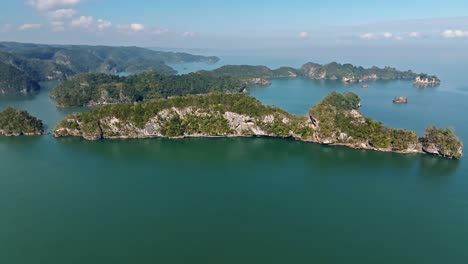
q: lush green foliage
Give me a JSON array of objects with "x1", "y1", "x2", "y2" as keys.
[
  {"x1": 421, "y1": 126, "x2": 463, "y2": 158},
  {"x1": 0, "y1": 41, "x2": 220, "y2": 94},
  {"x1": 200, "y1": 65, "x2": 301, "y2": 79},
  {"x1": 0, "y1": 106, "x2": 44, "y2": 135},
  {"x1": 301, "y1": 62, "x2": 419, "y2": 80},
  {"x1": 310, "y1": 92, "x2": 419, "y2": 150},
  {"x1": 200, "y1": 62, "x2": 429, "y2": 83},
  {"x1": 0, "y1": 60, "x2": 40, "y2": 94},
  {"x1": 50, "y1": 72, "x2": 245, "y2": 106},
  {"x1": 56, "y1": 93, "x2": 310, "y2": 138}
]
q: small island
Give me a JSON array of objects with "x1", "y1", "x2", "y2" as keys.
[
  {"x1": 54, "y1": 92, "x2": 463, "y2": 159},
  {"x1": 0, "y1": 106, "x2": 44, "y2": 136},
  {"x1": 393, "y1": 96, "x2": 408, "y2": 104},
  {"x1": 414, "y1": 74, "x2": 441, "y2": 86}
]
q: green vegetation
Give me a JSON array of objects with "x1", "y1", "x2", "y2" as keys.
[
  {"x1": 301, "y1": 62, "x2": 419, "y2": 81},
  {"x1": 55, "y1": 93, "x2": 311, "y2": 139},
  {"x1": 50, "y1": 72, "x2": 245, "y2": 107},
  {"x1": 200, "y1": 65, "x2": 300, "y2": 79},
  {"x1": 421, "y1": 126, "x2": 463, "y2": 158},
  {"x1": 200, "y1": 62, "x2": 431, "y2": 84},
  {"x1": 0, "y1": 106, "x2": 44, "y2": 135},
  {"x1": 0, "y1": 41, "x2": 220, "y2": 94},
  {"x1": 0, "y1": 60, "x2": 40, "y2": 94},
  {"x1": 54, "y1": 92, "x2": 462, "y2": 159},
  {"x1": 310, "y1": 92, "x2": 419, "y2": 151}
]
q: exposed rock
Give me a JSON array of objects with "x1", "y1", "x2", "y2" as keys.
[
  {"x1": 414, "y1": 75, "x2": 441, "y2": 86},
  {"x1": 393, "y1": 96, "x2": 408, "y2": 104},
  {"x1": 53, "y1": 93, "x2": 463, "y2": 159},
  {"x1": 244, "y1": 78, "x2": 272, "y2": 86}
]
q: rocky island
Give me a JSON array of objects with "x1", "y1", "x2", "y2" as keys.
[
  {"x1": 54, "y1": 92, "x2": 463, "y2": 159},
  {"x1": 393, "y1": 96, "x2": 408, "y2": 104},
  {"x1": 201, "y1": 62, "x2": 438, "y2": 86},
  {"x1": 0, "y1": 106, "x2": 44, "y2": 136},
  {"x1": 413, "y1": 74, "x2": 441, "y2": 86}
]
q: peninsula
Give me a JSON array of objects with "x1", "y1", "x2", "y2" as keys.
[
  {"x1": 50, "y1": 72, "x2": 244, "y2": 107},
  {"x1": 0, "y1": 42, "x2": 220, "y2": 95},
  {"x1": 54, "y1": 92, "x2": 463, "y2": 159},
  {"x1": 199, "y1": 62, "x2": 438, "y2": 86},
  {"x1": 0, "y1": 106, "x2": 44, "y2": 136}
]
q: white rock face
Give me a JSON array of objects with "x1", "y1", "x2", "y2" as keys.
[{"x1": 223, "y1": 112, "x2": 267, "y2": 135}]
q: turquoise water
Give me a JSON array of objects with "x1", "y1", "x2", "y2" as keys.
[{"x1": 1, "y1": 56, "x2": 468, "y2": 263}]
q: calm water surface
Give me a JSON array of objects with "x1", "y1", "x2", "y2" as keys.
[{"x1": 1, "y1": 56, "x2": 468, "y2": 263}]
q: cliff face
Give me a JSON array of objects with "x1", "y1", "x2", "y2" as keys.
[
  {"x1": 54, "y1": 107, "x2": 312, "y2": 141},
  {"x1": 53, "y1": 93, "x2": 463, "y2": 159},
  {"x1": 54, "y1": 93, "x2": 313, "y2": 141}
]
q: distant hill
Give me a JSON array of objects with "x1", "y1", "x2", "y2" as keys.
[
  {"x1": 49, "y1": 71, "x2": 244, "y2": 107},
  {"x1": 200, "y1": 62, "x2": 437, "y2": 85},
  {"x1": 0, "y1": 42, "x2": 220, "y2": 94}
]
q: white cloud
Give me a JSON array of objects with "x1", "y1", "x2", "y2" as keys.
[
  {"x1": 18, "y1": 23, "x2": 42, "y2": 31},
  {"x1": 130, "y1": 23, "x2": 144, "y2": 32},
  {"x1": 442, "y1": 29, "x2": 468, "y2": 38},
  {"x1": 47, "y1": 8, "x2": 76, "y2": 19},
  {"x1": 299, "y1": 31, "x2": 309, "y2": 39},
  {"x1": 382, "y1": 32, "x2": 393, "y2": 39},
  {"x1": 50, "y1": 21, "x2": 65, "y2": 31},
  {"x1": 1, "y1": 24, "x2": 13, "y2": 32},
  {"x1": 361, "y1": 32, "x2": 379, "y2": 40},
  {"x1": 117, "y1": 23, "x2": 145, "y2": 32},
  {"x1": 408, "y1": 32, "x2": 422, "y2": 38},
  {"x1": 70, "y1": 16, "x2": 94, "y2": 29},
  {"x1": 29, "y1": 0, "x2": 81, "y2": 11},
  {"x1": 97, "y1": 19, "x2": 112, "y2": 30},
  {"x1": 181, "y1": 31, "x2": 196, "y2": 38},
  {"x1": 360, "y1": 32, "x2": 406, "y2": 41}
]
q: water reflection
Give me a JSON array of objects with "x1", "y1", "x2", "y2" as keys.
[{"x1": 55, "y1": 137, "x2": 461, "y2": 177}]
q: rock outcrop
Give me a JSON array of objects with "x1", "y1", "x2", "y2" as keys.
[
  {"x1": 414, "y1": 75, "x2": 441, "y2": 86},
  {"x1": 393, "y1": 96, "x2": 408, "y2": 104},
  {"x1": 244, "y1": 78, "x2": 272, "y2": 86}
]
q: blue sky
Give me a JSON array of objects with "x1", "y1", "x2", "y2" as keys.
[{"x1": 1, "y1": 0, "x2": 468, "y2": 49}]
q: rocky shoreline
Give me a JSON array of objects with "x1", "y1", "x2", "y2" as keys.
[{"x1": 53, "y1": 93, "x2": 463, "y2": 159}]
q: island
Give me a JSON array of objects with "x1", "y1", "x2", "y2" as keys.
[
  {"x1": 199, "y1": 65, "x2": 298, "y2": 86},
  {"x1": 0, "y1": 106, "x2": 44, "y2": 136},
  {"x1": 53, "y1": 92, "x2": 463, "y2": 159},
  {"x1": 200, "y1": 62, "x2": 439, "y2": 86},
  {"x1": 0, "y1": 41, "x2": 220, "y2": 95},
  {"x1": 393, "y1": 96, "x2": 408, "y2": 104},
  {"x1": 49, "y1": 72, "x2": 244, "y2": 107},
  {"x1": 413, "y1": 74, "x2": 441, "y2": 86}
]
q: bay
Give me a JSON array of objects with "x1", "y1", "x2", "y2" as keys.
[{"x1": 1, "y1": 53, "x2": 468, "y2": 263}]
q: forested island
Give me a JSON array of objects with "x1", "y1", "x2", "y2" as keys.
[
  {"x1": 199, "y1": 62, "x2": 438, "y2": 86},
  {"x1": 0, "y1": 106, "x2": 44, "y2": 136},
  {"x1": 53, "y1": 92, "x2": 463, "y2": 159},
  {"x1": 50, "y1": 72, "x2": 244, "y2": 107},
  {"x1": 49, "y1": 61, "x2": 440, "y2": 107},
  {"x1": 0, "y1": 42, "x2": 220, "y2": 94}
]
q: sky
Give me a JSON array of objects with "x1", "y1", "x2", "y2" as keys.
[{"x1": 1, "y1": 0, "x2": 468, "y2": 50}]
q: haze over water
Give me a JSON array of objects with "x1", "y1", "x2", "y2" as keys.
[{"x1": 1, "y1": 51, "x2": 468, "y2": 263}]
